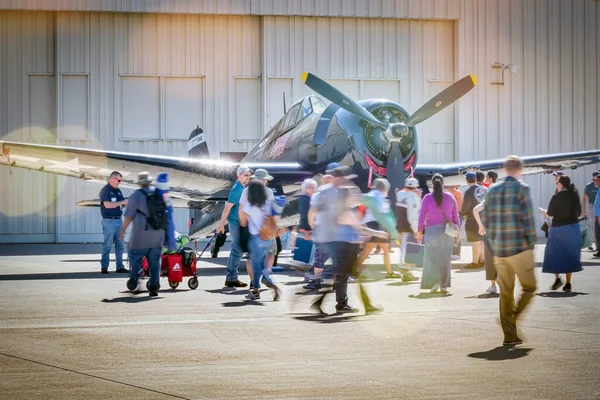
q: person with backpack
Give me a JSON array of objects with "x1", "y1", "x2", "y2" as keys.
[{"x1": 120, "y1": 171, "x2": 168, "y2": 297}]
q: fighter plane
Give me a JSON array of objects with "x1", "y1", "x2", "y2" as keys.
[{"x1": 2, "y1": 72, "x2": 600, "y2": 237}]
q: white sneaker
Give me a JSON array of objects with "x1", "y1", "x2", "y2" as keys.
[
  {"x1": 430, "y1": 284, "x2": 440, "y2": 293},
  {"x1": 486, "y1": 285, "x2": 498, "y2": 294},
  {"x1": 451, "y1": 255, "x2": 460, "y2": 260},
  {"x1": 440, "y1": 287, "x2": 449, "y2": 294}
]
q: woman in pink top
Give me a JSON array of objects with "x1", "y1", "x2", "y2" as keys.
[{"x1": 416, "y1": 174, "x2": 460, "y2": 293}]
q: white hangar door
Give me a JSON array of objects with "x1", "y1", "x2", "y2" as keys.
[{"x1": 262, "y1": 17, "x2": 456, "y2": 164}]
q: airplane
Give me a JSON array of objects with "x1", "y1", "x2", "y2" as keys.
[{"x1": 2, "y1": 72, "x2": 600, "y2": 239}]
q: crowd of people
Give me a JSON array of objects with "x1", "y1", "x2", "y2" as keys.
[{"x1": 99, "y1": 155, "x2": 600, "y2": 347}]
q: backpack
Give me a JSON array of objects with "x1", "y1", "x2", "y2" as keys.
[
  {"x1": 139, "y1": 190, "x2": 169, "y2": 231},
  {"x1": 259, "y1": 211, "x2": 278, "y2": 240}
]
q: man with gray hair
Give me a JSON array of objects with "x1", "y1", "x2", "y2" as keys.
[
  {"x1": 99, "y1": 171, "x2": 128, "y2": 274},
  {"x1": 120, "y1": 172, "x2": 166, "y2": 297},
  {"x1": 218, "y1": 166, "x2": 252, "y2": 288}
]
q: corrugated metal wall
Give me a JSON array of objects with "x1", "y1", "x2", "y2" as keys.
[
  {"x1": 0, "y1": 11, "x2": 57, "y2": 243},
  {"x1": 456, "y1": 0, "x2": 600, "y2": 220},
  {"x1": 0, "y1": 0, "x2": 462, "y2": 19},
  {"x1": 2, "y1": 0, "x2": 600, "y2": 242},
  {"x1": 0, "y1": 11, "x2": 262, "y2": 242}
]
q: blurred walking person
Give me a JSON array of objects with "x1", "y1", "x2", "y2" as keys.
[
  {"x1": 355, "y1": 178, "x2": 400, "y2": 279},
  {"x1": 481, "y1": 156, "x2": 537, "y2": 346},
  {"x1": 540, "y1": 175, "x2": 582, "y2": 292},
  {"x1": 305, "y1": 174, "x2": 334, "y2": 290},
  {"x1": 416, "y1": 174, "x2": 460, "y2": 293},
  {"x1": 311, "y1": 166, "x2": 387, "y2": 314}
]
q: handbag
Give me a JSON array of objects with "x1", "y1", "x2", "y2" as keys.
[
  {"x1": 441, "y1": 208, "x2": 460, "y2": 238},
  {"x1": 258, "y1": 210, "x2": 278, "y2": 240}
]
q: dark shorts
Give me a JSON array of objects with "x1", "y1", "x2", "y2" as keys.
[
  {"x1": 465, "y1": 219, "x2": 482, "y2": 242},
  {"x1": 366, "y1": 221, "x2": 389, "y2": 244}
]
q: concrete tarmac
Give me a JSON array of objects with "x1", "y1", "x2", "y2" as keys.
[{"x1": 0, "y1": 243, "x2": 599, "y2": 400}]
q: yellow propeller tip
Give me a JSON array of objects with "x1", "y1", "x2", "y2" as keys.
[
  {"x1": 470, "y1": 74, "x2": 477, "y2": 86},
  {"x1": 301, "y1": 72, "x2": 309, "y2": 83}
]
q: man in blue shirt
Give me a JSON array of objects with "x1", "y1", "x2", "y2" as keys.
[
  {"x1": 99, "y1": 171, "x2": 128, "y2": 274},
  {"x1": 583, "y1": 171, "x2": 599, "y2": 251},
  {"x1": 218, "y1": 166, "x2": 252, "y2": 287}
]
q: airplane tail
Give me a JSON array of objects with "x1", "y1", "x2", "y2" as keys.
[{"x1": 188, "y1": 126, "x2": 210, "y2": 158}]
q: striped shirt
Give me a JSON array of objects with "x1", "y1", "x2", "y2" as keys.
[{"x1": 480, "y1": 176, "x2": 536, "y2": 258}]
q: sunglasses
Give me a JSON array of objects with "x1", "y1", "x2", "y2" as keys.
[{"x1": 113, "y1": 177, "x2": 122, "y2": 182}]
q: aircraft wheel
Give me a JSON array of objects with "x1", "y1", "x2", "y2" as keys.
[
  {"x1": 188, "y1": 277, "x2": 199, "y2": 290},
  {"x1": 168, "y1": 281, "x2": 179, "y2": 289}
]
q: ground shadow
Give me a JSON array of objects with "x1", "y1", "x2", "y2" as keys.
[
  {"x1": 468, "y1": 346, "x2": 533, "y2": 361},
  {"x1": 409, "y1": 293, "x2": 452, "y2": 299},
  {"x1": 386, "y1": 281, "x2": 421, "y2": 287},
  {"x1": 292, "y1": 313, "x2": 366, "y2": 324},
  {"x1": 0, "y1": 272, "x2": 132, "y2": 281},
  {"x1": 101, "y1": 296, "x2": 163, "y2": 303},
  {"x1": 455, "y1": 268, "x2": 485, "y2": 274},
  {"x1": 465, "y1": 293, "x2": 500, "y2": 299},
  {"x1": 537, "y1": 291, "x2": 589, "y2": 298},
  {"x1": 207, "y1": 288, "x2": 267, "y2": 296},
  {"x1": 221, "y1": 300, "x2": 266, "y2": 307}
]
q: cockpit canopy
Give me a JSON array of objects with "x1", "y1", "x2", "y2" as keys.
[{"x1": 271, "y1": 95, "x2": 327, "y2": 135}]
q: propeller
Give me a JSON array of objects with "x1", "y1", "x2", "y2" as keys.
[
  {"x1": 303, "y1": 71, "x2": 477, "y2": 197},
  {"x1": 387, "y1": 142, "x2": 404, "y2": 208}
]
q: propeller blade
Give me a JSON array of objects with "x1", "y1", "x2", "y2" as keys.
[
  {"x1": 387, "y1": 142, "x2": 405, "y2": 210},
  {"x1": 302, "y1": 72, "x2": 388, "y2": 130},
  {"x1": 313, "y1": 103, "x2": 339, "y2": 146},
  {"x1": 405, "y1": 75, "x2": 477, "y2": 127}
]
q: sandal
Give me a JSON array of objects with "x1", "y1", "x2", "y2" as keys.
[{"x1": 385, "y1": 273, "x2": 402, "y2": 279}]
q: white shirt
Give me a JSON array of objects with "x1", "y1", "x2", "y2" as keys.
[{"x1": 240, "y1": 187, "x2": 275, "y2": 235}]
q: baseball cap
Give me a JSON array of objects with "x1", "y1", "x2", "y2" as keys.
[
  {"x1": 237, "y1": 166, "x2": 251, "y2": 176},
  {"x1": 552, "y1": 171, "x2": 565, "y2": 176},
  {"x1": 251, "y1": 168, "x2": 274, "y2": 181},
  {"x1": 465, "y1": 171, "x2": 477, "y2": 182},
  {"x1": 405, "y1": 178, "x2": 419, "y2": 188},
  {"x1": 592, "y1": 171, "x2": 599, "y2": 177}
]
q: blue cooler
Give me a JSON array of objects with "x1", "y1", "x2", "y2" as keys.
[
  {"x1": 404, "y1": 234, "x2": 424, "y2": 267},
  {"x1": 293, "y1": 237, "x2": 313, "y2": 264}
]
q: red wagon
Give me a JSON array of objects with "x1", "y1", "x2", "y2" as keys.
[{"x1": 140, "y1": 248, "x2": 199, "y2": 290}]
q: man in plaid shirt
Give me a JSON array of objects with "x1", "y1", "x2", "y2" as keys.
[{"x1": 481, "y1": 155, "x2": 537, "y2": 346}]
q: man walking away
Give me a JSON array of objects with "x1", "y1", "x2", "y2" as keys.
[
  {"x1": 582, "y1": 171, "x2": 599, "y2": 251},
  {"x1": 217, "y1": 166, "x2": 252, "y2": 288},
  {"x1": 120, "y1": 172, "x2": 167, "y2": 297},
  {"x1": 461, "y1": 171, "x2": 487, "y2": 269},
  {"x1": 481, "y1": 156, "x2": 537, "y2": 346},
  {"x1": 99, "y1": 171, "x2": 128, "y2": 274}
]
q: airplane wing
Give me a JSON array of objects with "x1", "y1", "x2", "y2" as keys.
[
  {"x1": 414, "y1": 150, "x2": 600, "y2": 187},
  {"x1": 0, "y1": 141, "x2": 308, "y2": 202}
]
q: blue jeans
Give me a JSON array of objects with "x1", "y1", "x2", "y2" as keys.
[
  {"x1": 101, "y1": 218, "x2": 124, "y2": 270},
  {"x1": 226, "y1": 222, "x2": 243, "y2": 282},
  {"x1": 249, "y1": 235, "x2": 275, "y2": 290},
  {"x1": 128, "y1": 247, "x2": 162, "y2": 290}
]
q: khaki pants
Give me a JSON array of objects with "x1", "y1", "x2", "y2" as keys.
[{"x1": 494, "y1": 249, "x2": 537, "y2": 341}]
